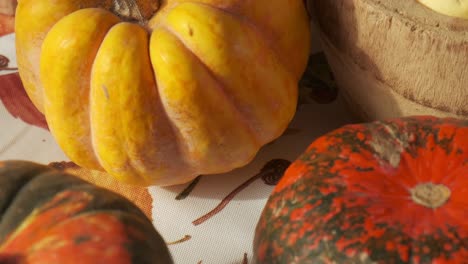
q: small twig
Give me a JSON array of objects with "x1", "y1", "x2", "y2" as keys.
[
  {"x1": 0, "y1": 67, "x2": 18, "y2": 71},
  {"x1": 166, "y1": 234, "x2": 191, "y2": 245},
  {"x1": 192, "y1": 159, "x2": 291, "y2": 226},
  {"x1": 175, "y1": 175, "x2": 202, "y2": 200},
  {"x1": 192, "y1": 172, "x2": 259, "y2": 225}
]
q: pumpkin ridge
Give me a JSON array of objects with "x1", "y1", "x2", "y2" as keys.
[
  {"x1": 149, "y1": 26, "x2": 262, "y2": 178},
  {"x1": 159, "y1": 4, "x2": 297, "y2": 145},
  {"x1": 89, "y1": 23, "x2": 163, "y2": 185},
  {"x1": 146, "y1": 33, "x2": 195, "y2": 178},
  {"x1": 139, "y1": 46, "x2": 196, "y2": 184},
  {"x1": 41, "y1": 8, "x2": 119, "y2": 171},
  {"x1": 135, "y1": 74, "x2": 194, "y2": 183},
  {"x1": 226, "y1": 15, "x2": 299, "y2": 136},
  {"x1": 156, "y1": 24, "x2": 261, "y2": 146},
  {"x1": 113, "y1": 23, "x2": 145, "y2": 182},
  {"x1": 85, "y1": 13, "x2": 121, "y2": 170},
  {"x1": 180, "y1": 1, "x2": 294, "y2": 79}
]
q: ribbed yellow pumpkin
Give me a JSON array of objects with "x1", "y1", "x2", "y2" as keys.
[{"x1": 15, "y1": 0, "x2": 311, "y2": 186}]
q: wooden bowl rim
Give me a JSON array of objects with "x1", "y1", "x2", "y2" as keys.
[{"x1": 365, "y1": 0, "x2": 468, "y2": 36}]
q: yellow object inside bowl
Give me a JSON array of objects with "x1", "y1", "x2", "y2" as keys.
[{"x1": 418, "y1": 0, "x2": 468, "y2": 19}]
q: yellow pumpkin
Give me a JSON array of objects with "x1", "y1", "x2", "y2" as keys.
[{"x1": 15, "y1": 0, "x2": 311, "y2": 186}]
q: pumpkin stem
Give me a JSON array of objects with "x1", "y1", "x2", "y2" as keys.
[
  {"x1": 109, "y1": 0, "x2": 160, "y2": 24},
  {"x1": 410, "y1": 183, "x2": 451, "y2": 209}
]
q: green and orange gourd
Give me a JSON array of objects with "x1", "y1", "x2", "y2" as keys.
[{"x1": 0, "y1": 160, "x2": 173, "y2": 264}]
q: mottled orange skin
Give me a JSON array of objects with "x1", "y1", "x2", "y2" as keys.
[{"x1": 255, "y1": 116, "x2": 468, "y2": 263}]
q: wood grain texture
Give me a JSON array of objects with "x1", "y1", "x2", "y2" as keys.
[{"x1": 309, "y1": 0, "x2": 468, "y2": 120}]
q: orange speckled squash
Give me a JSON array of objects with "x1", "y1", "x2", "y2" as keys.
[
  {"x1": 0, "y1": 160, "x2": 173, "y2": 264},
  {"x1": 15, "y1": 0, "x2": 311, "y2": 186},
  {"x1": 254, "y1": 116, "x2": 468, "y2": 263}
]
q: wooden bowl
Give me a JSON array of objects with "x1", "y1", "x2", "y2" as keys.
[{"x1": 308, "y1": 0, "x2": 468, "y2": 121}]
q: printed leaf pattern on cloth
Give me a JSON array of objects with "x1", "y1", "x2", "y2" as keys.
[
  {"x1": 0, "y1": 73, "x2": 48, "y2": 130},
  {"x1": 0, "y1": 14, "x2": 13, "y2": 37},
  {"x1": 0, "y1": 0, "x2": 16, "y2": 36}
]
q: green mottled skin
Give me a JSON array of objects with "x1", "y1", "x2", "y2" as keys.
[{"x1": 0, "y1": 161, "x2": 173, "y2": 264}]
